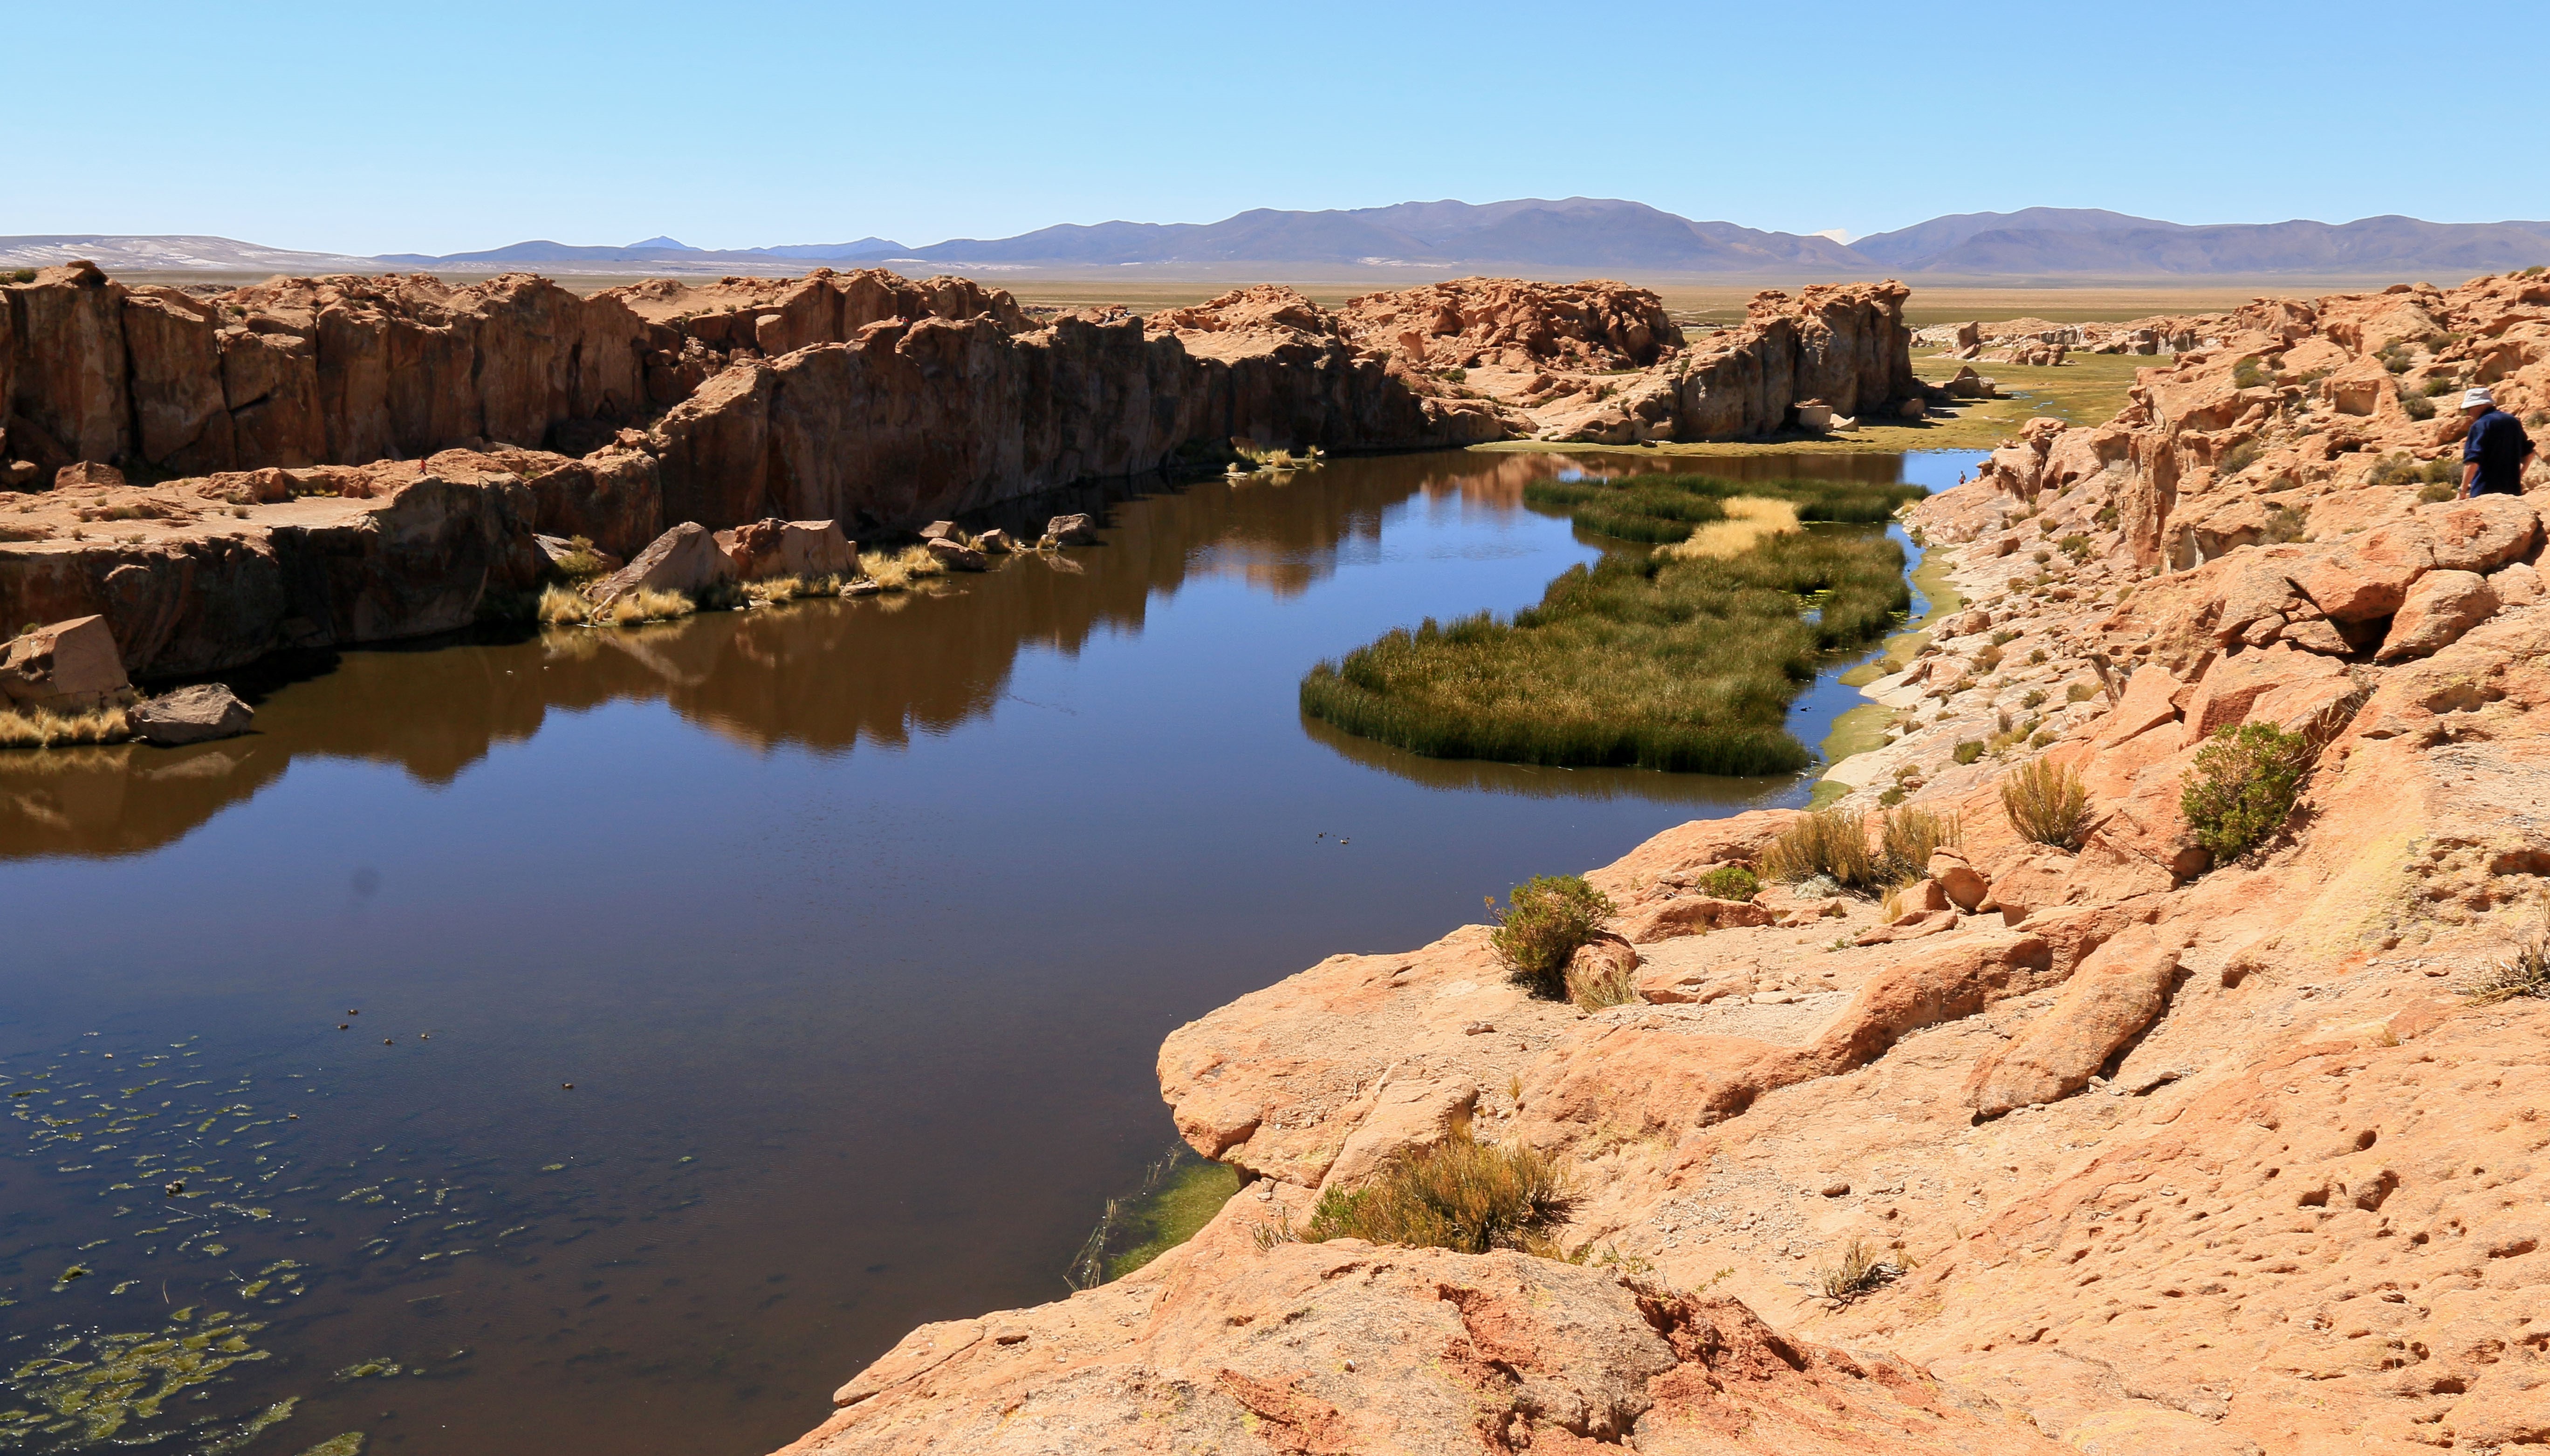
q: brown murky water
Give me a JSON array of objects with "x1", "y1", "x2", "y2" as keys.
[{"x1": 0, "y1": 447, "x2": 1977, "y2": 1456}]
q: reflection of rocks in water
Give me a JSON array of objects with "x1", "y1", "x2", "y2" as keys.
[
  {"x1": 0, "y1": 741, "x2": 286, "y2": 858},
  {"x1": 0, "y1": 450, "x2": 1919, "y2": 861}
]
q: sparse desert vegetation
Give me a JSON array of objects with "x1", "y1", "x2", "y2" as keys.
[{"x1": 1302, "y1": 1129, "x2": 1570, "y2": 1256}]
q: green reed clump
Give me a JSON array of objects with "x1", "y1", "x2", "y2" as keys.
[
  {"x1": 1303, "y1": 1128, "x2": 1570, "y2": 1255},
  {"x1": 1300, "y1": 527, "x2": 1910, "y2": 775},
  {"x1": 1523, "y1": 472, "x2": 1926, "y2": 544}
]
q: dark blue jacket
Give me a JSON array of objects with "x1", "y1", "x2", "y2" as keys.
[{"x1": 2463, "y1": 408, "x2": 2536, "y2": 495}]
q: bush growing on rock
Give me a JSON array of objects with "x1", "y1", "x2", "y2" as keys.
[
  {"x1": 1696, "y1": 865, "x2": 1760, "y2": 900},
  {"x1": 1953, "y1": 739, "x2": 1985, "y2": 765},
  {"x1": 1303, "y1": 1129, "x2": 1570, "y2": 1255},
  {"x1": 1488, "y1": 875, "x2": 1615, "y2": 997},
  {"x1": 2001, "y1": 757, "x2": 2091, "y2": 848},
  {"x1": 2180, "y1": 722, "x2": 2312, "y2": 863},
  {"x1": 1762, "y1": 809, "x2": 1878, "y2": 888},
  {"x1": 1876, "y1": 806, "x2": 1961, "y2": 883}
]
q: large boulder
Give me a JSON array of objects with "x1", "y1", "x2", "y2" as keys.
[
  {"x1": 588, "y1": 522, "x2": 733, "y2": 609},
  {"x1": 1966, "y1": 927, "x2": 2181, "y2": 1117},
  {"x1": 2376, "y1": 569, "x2": 2500, "y2": 661},
  {"x1": 779, "y1": 520, "x2": 858, "y2": 578},
  {"x1": 1, "y1": 615, "x2": 131, "y2": 712},
  {"x1": 2422, "y1": 493, "x2": 2541, "y2": 574},
  {"x1": 2290, "y1": 518, "x2": 2434, "y2": 622},
  {"x1": 129, "y1": 683, "x2": 254, "y2": 745}
]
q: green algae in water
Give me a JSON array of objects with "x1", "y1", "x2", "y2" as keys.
[
  {"x1": 295, "y1": 1434, "x2": 364, "y2": 1456},
  {"x1": 1109, "y1": 1159, "x2": 1241, "y2": 1279},
  {"x1": 1065, "y1": 1145, "x2": 1241, "y2": 1288},
  {"x1": 0, "y1": 1314, "x2": 273, "y2": 1449}
]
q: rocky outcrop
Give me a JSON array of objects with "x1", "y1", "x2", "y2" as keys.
[
  {"x1": 789, "y1": 270, "x2": 2550, "y2": 1456},
  {"x1": 1337, "y1": 276, "x2": 1679, "y2": 370},
  {"x1": 0, "y1": 458, "x2": 542, "y2": 677},
  {"x1": 781, "y1": 1211, "x2": 2066, "y2": 1456},
  {"x1": 4, "y1": 265, "x2": 1922, "y2": 678},
  {"x1": 1376, "y1": 279, "x2": 1923, "y2": 445}
]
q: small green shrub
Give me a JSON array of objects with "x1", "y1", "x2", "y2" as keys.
[
  {"x1": 2422, "y1": 374, "x2": 2460, "y2": 397},
  {"x1": 1489, "y1": 875, "x2": 1616, "y2": 997},
  {"x1": 1762, "y1": 808, "x2": 1878, "y2": 888},
  {"x1": 2059, "y1": 533, "x2": 2091, "y2": 561},
  {"x1": 1991, "y1": 628, "x2": 2019, "y2": 646},
  {"x1": 1439, "y1": 367, "x2": 1467, "y2": 383},
  {"x1": 2402, "y1": 394, "x2": 2436, "y2": 421},
  {"x1": 2180, "y1": 721, "x2": 2311, "y2": 863},
  {"x1": 2021, "y1": 688, "x2": 2047, "y2": 709},
  {"x1": 1876, "y1": 806, "x2": 1961, "y2": 883},
  {"x1": 552, "y1": 534, "x2": 610, "y2": 581},
  {"x1": 1953, "y1": 739, "x2": 1985, "y2": 765},
  {"x1": 2378, "y1": 344, "x2": 2413, "y2": 374},
  {"x1": 1304, "y1": 1129, "x2": 1570, "y2": 1255},
  {"x1": 2001, "y1": 757, "x2": 2091, "y2": 848},
  {"x1": 2219, "y1": 441, "x2": 2263, "y2": 475},
  {"x1": 1976, "y1": 643, "x2": 2005, "y2": 672},
  {"x1": 2231, "y1": 357, "x2": 2267, "y2": 390},
  {"x1": 2418, "y1": 481, "x2": 2458, "y2": 503},
  {"x1": 2066, "y1": 682, "x2": 2098, "y2": 704},
  {"x1": 2263, "y1": 504, "x2": 2310, "y2": 545},
  {"x1": 1696, "y1": 865, "x2": 1760, "y2": 900},
  {"x1": 2095, "y1": 502, "x2": 2119, "y2": 527}
]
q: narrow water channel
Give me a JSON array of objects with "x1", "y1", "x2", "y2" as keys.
[{"x1": 0, "y1": 446, "x2": 1981, "y2": 1456}]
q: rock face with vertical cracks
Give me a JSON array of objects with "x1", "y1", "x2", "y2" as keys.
[{"x1": 2, "y1": 264, "x2": 1914, "y2": 676}]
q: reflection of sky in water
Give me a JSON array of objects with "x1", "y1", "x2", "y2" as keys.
[{"x1": 0, "y1": 447, "x2": 1986, "y2": 1456}]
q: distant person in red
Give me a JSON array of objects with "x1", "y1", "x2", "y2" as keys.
[{"x1": 2459, "y1": 387, "x2": 2535, "y2": 498}]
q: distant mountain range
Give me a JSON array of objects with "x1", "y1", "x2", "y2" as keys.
[{"x1": 10, "y1": 202, "x2": 2550, "y2": 281}]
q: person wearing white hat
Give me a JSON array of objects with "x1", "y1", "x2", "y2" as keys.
[{"x1": 2459, "y1": 386, "x2": 2535, "y2": 499}]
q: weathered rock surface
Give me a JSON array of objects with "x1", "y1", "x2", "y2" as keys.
[
  {"x1": 1, "y1": 614, "x2": 130, "y2": 710},
  {"x1": 589, "y1": 521, "x2": 732, "y2": 609},
  {"x1": 128, "y1": 682, "x2": 254, "y2": 745},
  {"x1": 780, "y1": 1222, "x2": 2066, "y2": 1456},
  {"x1": 790, "y1": 268, "x2": 2550, "y2": 1456},
  {"x1": 0, "y1": 459, "x2": 541, "y2": 677}
]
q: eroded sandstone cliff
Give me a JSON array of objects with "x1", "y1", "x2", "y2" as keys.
[
  {"x1": 794, "y1": 274, "x2": 2550, "y2": 1455},
  {"x1": 2, "y1": 267, "x2": 1918, "y2": 677}
]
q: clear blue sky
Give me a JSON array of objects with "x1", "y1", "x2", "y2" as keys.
[{"x1": 12, "y1": 0, "x2": 2543, "y2": 254}]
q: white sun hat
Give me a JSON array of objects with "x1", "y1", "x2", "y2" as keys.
[{"x1": 2462, "y1": 386, "x2": 2496, "y2": 410}]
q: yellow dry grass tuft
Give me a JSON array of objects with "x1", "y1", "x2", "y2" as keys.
[
  {"x1": 1762, "y1": 808, "x2": 1878, "y2": 888},
  {"x1": 2002, "y1": 756, "x2": 2092, "y2": 848},
  {"x1": 536, "y1": 584, "x2": 592, "y2": 624},
  {"x1": 0, "y1": 704, "x2": 131, "y2": 749},
  {"x1": 598, "y1": 588, "x2": 695, "y2": 626},
  {"x1": 1663, "y1": 496, "x2": 1801, "y2": 560}
]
